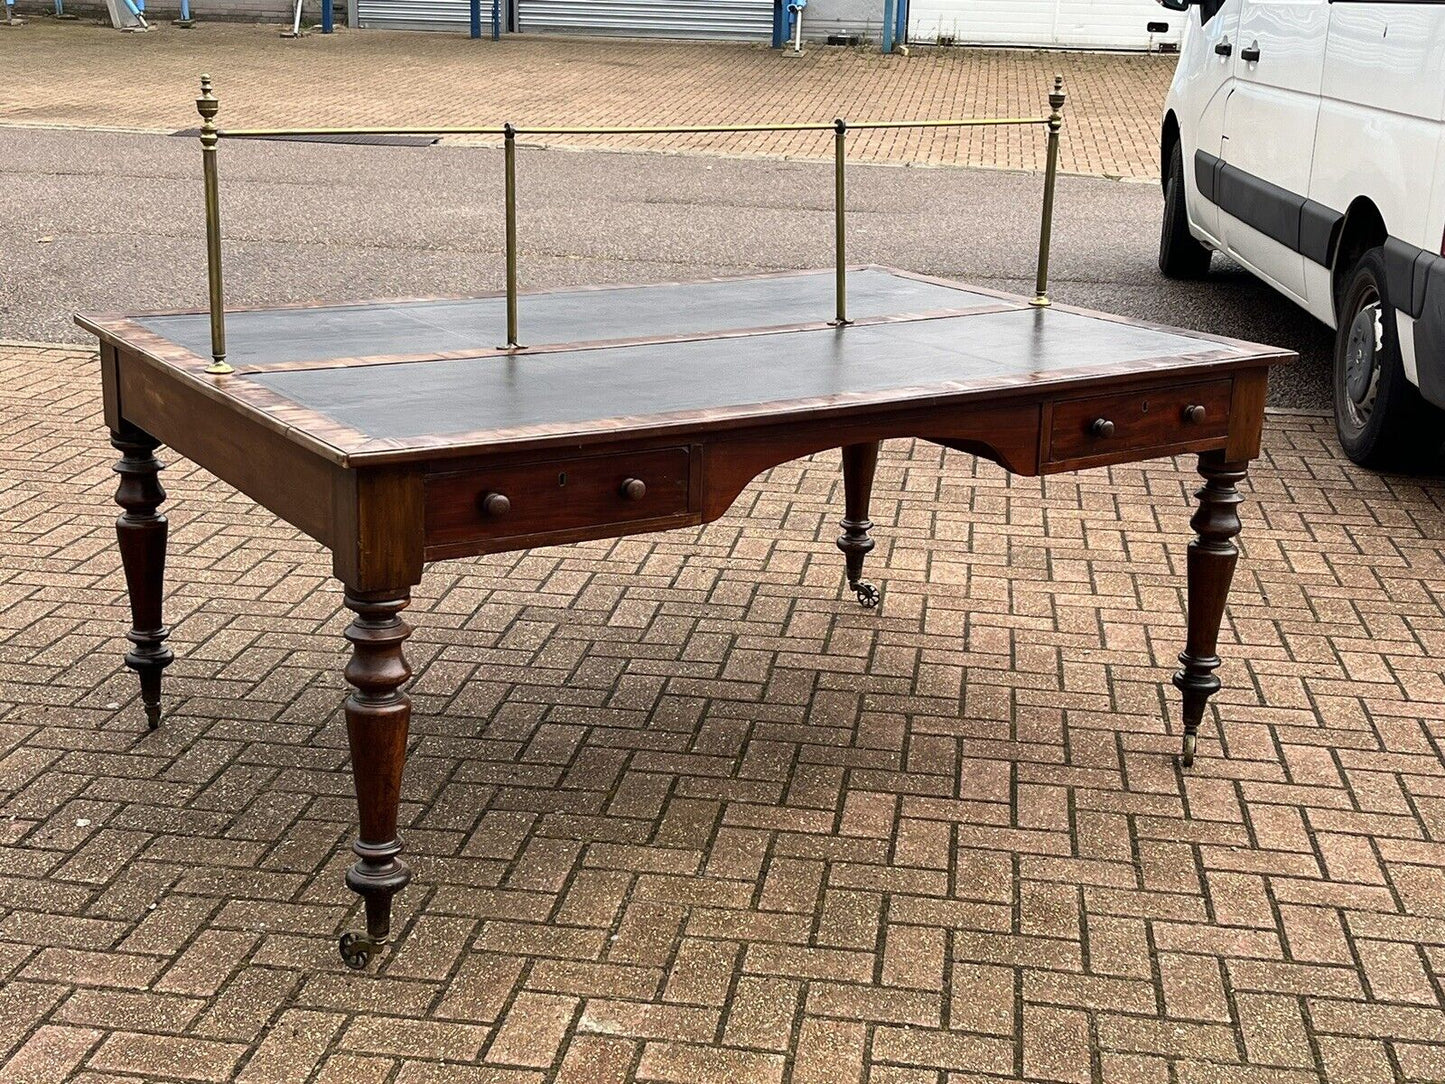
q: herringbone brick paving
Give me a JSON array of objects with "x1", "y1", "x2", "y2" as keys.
[
  {"x1": 0, "y1": 22, "x2": 1171, "y2": 178},
  {"x1": 2, "y1": 339, "x2": 1444, "y2": 1082}
]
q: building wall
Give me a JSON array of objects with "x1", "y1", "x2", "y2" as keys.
[
  {"x1": 799, "y1": 0, "x2": 1180, "y2": 47},
  {"x1": 14, "y1": 0, "x2": 314, "y2": 21}
]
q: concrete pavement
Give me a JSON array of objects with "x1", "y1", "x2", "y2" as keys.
[
  {"x1": 2, "y1": 337, "x2": 1444, "y2": 1083},
  {"x1": 1, "y1": 21, "x2": 1171, "y2": 178}
]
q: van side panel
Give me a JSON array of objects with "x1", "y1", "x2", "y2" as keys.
[
  {"x1": 1219, "y1": 0, "x2": 1330, "y2": 301},
  {"x1": 1310, "y1": 3, "x2": 1443, "y2": 265},
  {"x1": 1171, "y1": 0, "x2": 1244, "y2": 246},
  {"x1": 1308, "y1": 1, "x2": 1445, "y2": 361}
]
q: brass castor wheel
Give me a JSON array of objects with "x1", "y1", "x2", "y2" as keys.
[
  {"x1": 852, "y1": 581, "x2": 881, "y2": 609},
  {"x1": 339, "y1": 931, "x2": 382, "y2": 970},
  {"x1": 1180, "y1": 731, "x2": 1197, "y2": 768}
]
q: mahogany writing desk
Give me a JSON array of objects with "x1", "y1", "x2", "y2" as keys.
[{"x1": 78, "y1": 267, "x2": 1292, "y2": 968}]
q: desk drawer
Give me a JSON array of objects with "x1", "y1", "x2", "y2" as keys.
[
  {"x1": 1047, "y1": 379, "x2": 1232, "y2": 464},
  {"x1": 426, "y1": 447, "x2": 691, "y2": 548}
]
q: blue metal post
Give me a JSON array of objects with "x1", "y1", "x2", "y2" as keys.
[
  {"x1": 469, "y1": 0, "x2": 479, "y2": 37},
  {"x1": 893, "y1": 0, "x2": 906, "y2": 49},
  {"x1": 321, "y1": 0, "x2": 332, "y2": 30},
  {"x1": 491, "y1": 0, "x2": 499, "y2": 38},
  {"x1": 179, "y1": 0, "x2": 190, "y2": 17},
  {"x1": 881, "y1": 0, "x2": 894, "y2": 51},
  {"x1": 771, "y1": 0, "x2": 783, "y2": 46}
]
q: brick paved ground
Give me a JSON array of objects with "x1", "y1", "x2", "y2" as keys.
[
  {"x1": 0, "y1": 22, "x2": 1172, "y2": 177},
  {"x1": 3, "y1": 339, "x2": 1445, "y2": 1082}
]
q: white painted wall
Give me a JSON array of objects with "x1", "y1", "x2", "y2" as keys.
[{"x1": 906, "y1": 0, "x2": 1183, "y2": 50}]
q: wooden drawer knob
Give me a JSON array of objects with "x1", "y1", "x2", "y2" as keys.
[
  {"x1": 1183, "y1": 404, "x2": 1206, "y2": 424},
  {"x1": 480, "y1": 491, "x2": 511, "y2": 517},
  {"x1": 1090, "y1": 418, "x2": 1116, "y2": 438},
  {"x1": 620, "y1": 478, "x2": 647, "y2": 501}
]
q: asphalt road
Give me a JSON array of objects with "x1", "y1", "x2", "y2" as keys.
[{"x1": 1, "y1": 128, "x2": 1332, "y2": 409}]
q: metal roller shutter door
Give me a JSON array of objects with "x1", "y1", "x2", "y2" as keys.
[
  {"x1": 515, "y1": 0, "x2": 774, "y2": 38},
  {"x1": 907, "y1": 0, "x2": 1182, "y2": 49},
  {"x1": 356, "y1": 0, "x2": 474, "y2": 30}
]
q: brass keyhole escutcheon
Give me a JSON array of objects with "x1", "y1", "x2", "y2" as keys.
[
  {"x1": 557, "y1": 472, "x2": 567, "y2": 487},
  {"x1": 1141, "y1": 400, "x2": 1150, "y2": 413}
]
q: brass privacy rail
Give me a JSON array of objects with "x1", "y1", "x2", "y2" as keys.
[{"x1": 192, "y1": 74, "x2": 1066, "y2": 374}]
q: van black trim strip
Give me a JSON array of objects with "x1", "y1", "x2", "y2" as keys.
[
  {"x1": 1192, "y1": 150, "x2": 1344, "y2": 266},
  {"x1": 1382, "y1": 237, "x2": 1443, "y2": 322},
  {"x1": 1217, "y1": 164, "x2": 1307, "y2": 251},
  {"x1": 1298, "y1": 200, "x2": 1341, "y2": 266},
  {"x1": 1189, "y1": 149, "x2": 1443, "y2": 408},
  {"x1": 1195, "y1": 149, "x2": 1221, "y2": 204},
  {"x1": 1415, "y1": 254, "x2": 1445, "y2": 408},
  {"x1": 1386, "y1": 243, "x2": 1445, "y2": 409}
]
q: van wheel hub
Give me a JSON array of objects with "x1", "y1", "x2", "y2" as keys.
[{"x1": 1343, "y1": 297, "x2": 1382, "y2": 422}]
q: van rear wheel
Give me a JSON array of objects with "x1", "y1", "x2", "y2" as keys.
[
  {"x1": 1333, "y1": 247, "x2": 1438, "y2": 468},
  {"x1": 1159, "y1": 141, "x2": 1212, "y2": 279}
]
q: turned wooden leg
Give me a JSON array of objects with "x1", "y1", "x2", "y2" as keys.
[
  {"x1": 338, "y1": 589, "x2": 414, "y2": 970},
  {"x1": 1173, "y1": 453, "x2": 1247, "y2": 767},
  {"x1": 111, "y1": 427, "x2": 174, "y2": 730},
  {"x1": 837, "y1": 441, "x2": 881, "y2": 608}
]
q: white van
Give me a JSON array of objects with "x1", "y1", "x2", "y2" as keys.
[{"x1": 1156, "y1": 0, "x2": 1445, "y2": 466}]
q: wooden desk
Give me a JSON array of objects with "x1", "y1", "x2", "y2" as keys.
[{"x1": 79, "y1": 267, "x2": 1292, "y2": 968}]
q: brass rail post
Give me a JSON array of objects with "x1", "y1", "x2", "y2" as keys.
[
  {"x1": 833, "y1": 117, "x2": 848, "y2": 326},
  {"x1": 503, "y1": 122, "x2": 520, "y2": 349},
  {"x1": 1030, "y1": 76, "x2": 1066, "y2": 308},
  {"x1": 197, "y1": 75, "x2": 232, "y2": 374}
]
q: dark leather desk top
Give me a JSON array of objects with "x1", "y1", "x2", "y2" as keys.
[
  {"x1": 79, "y1": 267, "x2": 1289, "y2": 464},
  {"x1": 132, "y1": 268, "x2": 999, "y2": 370},
  {"x1": 253, "y1": 305, "x2": 1241, "y2": 440}
]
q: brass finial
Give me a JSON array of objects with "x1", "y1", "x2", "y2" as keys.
[
  {"x1": 197, "y1": 75, "x2": 217, "y2": 126},
  {"x1": 1048, "y1": 75, "x2": 1066, "y2": 125}
]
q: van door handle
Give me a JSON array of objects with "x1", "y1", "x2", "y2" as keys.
[
  {"x1": 1214, "y1": 39, "x2": 1232, "y2": 56},
  {"x1": 1240, "y1": 41, "x2": 1261, "y2": 61}
]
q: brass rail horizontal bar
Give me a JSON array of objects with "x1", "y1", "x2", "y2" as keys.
[
  {"x1": 218, "y1": 117, "x2": 1050, "y2": 140},
  {"x1": 837, "y1": 118, "x2": 1048, "y2": 130}
]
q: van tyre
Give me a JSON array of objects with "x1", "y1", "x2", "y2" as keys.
[
  {"x1": 1159, "y1": 141, "x2": 1212, "y2": 279},
  {"x1": 1333, "y1": 247, "x2": 1440, "y2": 468}
]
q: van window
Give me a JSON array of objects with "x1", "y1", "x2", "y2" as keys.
[{"x1": 1200, "y1": 0, "x2": 1223, "y2": 24}]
